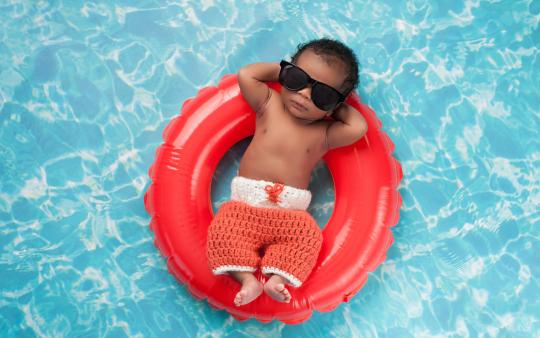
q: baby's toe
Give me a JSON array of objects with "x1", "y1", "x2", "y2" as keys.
[
  {"x1": 234, "y1": 292, "x2": 243, "y2": 306},
  {"x1": 282, "y1": 290, "x2": 291, "y2": 302},
  {"x1": 277, "y1": 284, "x2": 291, "y2": 301}
]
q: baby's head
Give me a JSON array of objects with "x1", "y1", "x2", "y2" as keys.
[{"x1": 280, "y1": 38, "x2": 359, "y2": 122}]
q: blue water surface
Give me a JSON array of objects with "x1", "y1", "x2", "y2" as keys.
[{"x1": 1, "y1": 0, "x2": 539, "y2": 337}]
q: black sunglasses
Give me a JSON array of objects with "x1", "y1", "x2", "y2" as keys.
[{"x1": 278, "y1": 60, "x2": 346, "y2": 111}]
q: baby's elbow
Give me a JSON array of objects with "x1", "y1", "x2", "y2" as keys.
[
  {"x1": 355, "y1": 120, "x2": 368, "y2": 140},
  {"x1": 238, "y1": 67, "x2": 252, "y2": 92},
  {"x1": 238, "y1": 67, "x2": 248, "y2": 82}
]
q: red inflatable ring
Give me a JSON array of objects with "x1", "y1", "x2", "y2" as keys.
[{"x1": 144, "y1": 74, "x2": 403, "y2": 324}]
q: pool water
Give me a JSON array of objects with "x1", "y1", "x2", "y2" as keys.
[{"x1": 1, "y1": 0, "x2": 539, "y2": 336}]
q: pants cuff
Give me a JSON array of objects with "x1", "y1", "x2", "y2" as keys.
[
  {"x1": 262, "y1": 266, "x2": 302, "y2": 288},
  {"x1": 212, "y1": 265, "x2": 257, "y2": 275}
]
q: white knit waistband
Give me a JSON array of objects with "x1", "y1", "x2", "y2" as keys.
[{"x1": 230, "y1": 176, "x2": 312, "y2": 211}]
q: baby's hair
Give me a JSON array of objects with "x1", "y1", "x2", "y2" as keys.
[{"x1": 291, "y1": 38, "x2": 359, "y2": 96}]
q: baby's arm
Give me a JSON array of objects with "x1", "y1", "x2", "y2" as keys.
[
  {"x1": 325, "y1": 103, "x2": 368, "y2": 150},
  {"x1": 238, "y1": 62, "x2": 280, "y2": 115}
]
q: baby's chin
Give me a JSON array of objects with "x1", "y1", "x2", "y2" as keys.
[{"x1": 286, "y1": 104, "x2": 324, "y2": 122}]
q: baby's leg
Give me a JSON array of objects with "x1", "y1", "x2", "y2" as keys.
[
  {"x1": 260, "y1": 218, "x2": 323, "y2": 302},
  {"x1": 206, "y1": 201, "x2": 265, "y2": 306},
  {"x1": 229, "y1": 271, "x2": 263, "y2": 306}
]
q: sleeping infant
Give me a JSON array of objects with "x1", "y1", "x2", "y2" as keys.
[{"x1": 206, "y1": 38, "x2": 368, "y2": 306}]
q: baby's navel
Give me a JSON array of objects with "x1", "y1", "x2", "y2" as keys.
[
  {"x1": 263, "y1": 128, "x2": 267, "y2": 134},
  {"x1": 306, "y1": 148, "x2": 310, "y2": 154}
]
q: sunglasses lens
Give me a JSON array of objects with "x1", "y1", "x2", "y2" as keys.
[
  {"x1": 280, "y1": 65, "x2": 308, "y2": 91},
  {"x1": 279, "y1": 61, "x2": 343, "y2": 111},
  {"x1": 312, "y1": 84, "x2": 341, "y2": 111}
]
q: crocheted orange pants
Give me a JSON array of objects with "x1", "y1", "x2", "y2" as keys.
[{"x1": 206, "y1": 200, "x2": 323, "y2": 288}]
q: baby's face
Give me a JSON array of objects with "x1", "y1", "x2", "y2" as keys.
[{"x1": 281, "y1": 49, "x2": 348, "y2": 122}]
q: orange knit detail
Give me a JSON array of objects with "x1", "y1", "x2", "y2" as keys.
[
  {"x1": 206, "y1": 200, "x2": 323, "y2": 287},
  {"x1": 264, "y1": 182, "x2": 284, "y2": 203}
]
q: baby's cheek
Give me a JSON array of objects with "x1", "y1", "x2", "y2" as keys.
[{"x1": 309, "y1": 105, "x2": 327, "y2": 117}]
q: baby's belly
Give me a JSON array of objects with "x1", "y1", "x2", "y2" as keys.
[{"x1": 238, "y1": 153, "x2": 313, "y2": 190}]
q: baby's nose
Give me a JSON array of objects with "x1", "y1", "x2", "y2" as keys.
[{"x1": 297, "y1": 85, "x2": 311, "y2": 99}]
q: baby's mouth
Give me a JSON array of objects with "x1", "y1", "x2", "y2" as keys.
[{"x1": 291, "y1": 100, "x2": 307, "y2": 112}]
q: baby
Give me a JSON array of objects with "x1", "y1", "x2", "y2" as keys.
[{"x1": 206, "y1": 38, "x2": 368, "y2": 306}]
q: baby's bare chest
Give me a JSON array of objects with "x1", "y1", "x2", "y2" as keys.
[
  {"x1": 254, "y1": 115, "x2": 326, "y2": 160},
  {"x1": 239, "y1": 113, "x2": 328, "y2": 188}
]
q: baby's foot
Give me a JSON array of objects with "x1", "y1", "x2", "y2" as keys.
[
  {"x1": 234, "y1": 278, "x2": 263, "y2": 306},
  {"x1": 264, "y1": 275, "x2": 291, "y2": 303}
]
